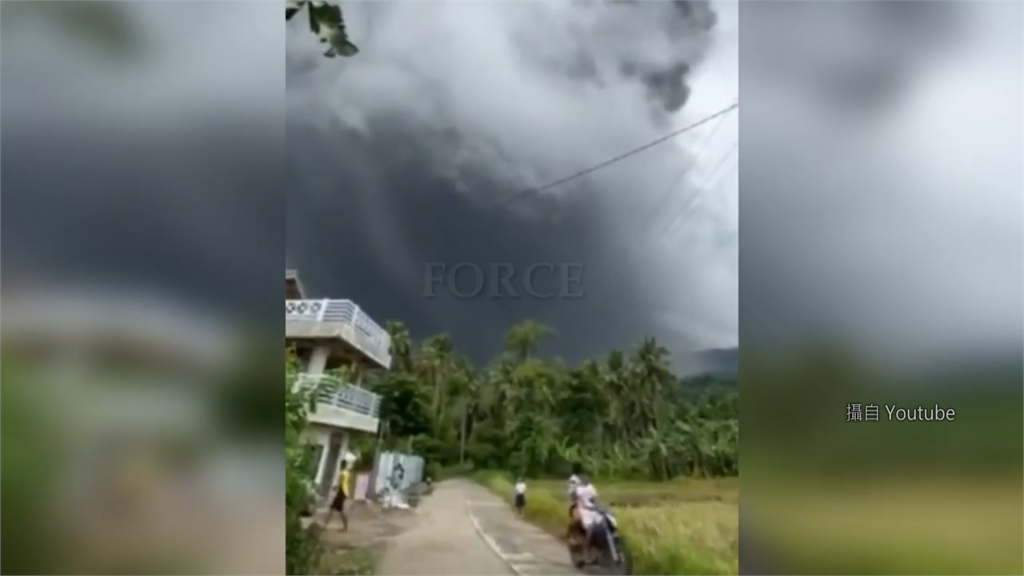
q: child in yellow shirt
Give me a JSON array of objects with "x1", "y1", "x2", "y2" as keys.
[{"x1": 328, "y1": 466, "x2": 351, "y2": 531}]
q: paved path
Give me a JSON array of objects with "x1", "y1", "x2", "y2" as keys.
[{"x1": 378, "y1": 479, "x2": 579, "y2": 576}]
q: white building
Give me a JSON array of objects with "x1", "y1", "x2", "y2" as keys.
[{"x1": 286, "y1": 269, "x2": 391, "y2": 500}]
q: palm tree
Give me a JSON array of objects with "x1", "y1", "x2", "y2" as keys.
[
  {"x1": 504, "y1": 320, "x2": 554, "y2": 361},
  {"x1": 447, "y1": 359, "x2": 477, "y2": 464},
  {"x1": 370, "y1": 316, "x2": 739, "y2": 480},
  {"x1": 420, "y1": 334, "x2": 454, "y2": 430},
  {"x1": 631, "y1": 337, "x2": 675, "y2": 433},
  {"x1": 386, "y1": 321, "x2": 414, "y2": 373}
]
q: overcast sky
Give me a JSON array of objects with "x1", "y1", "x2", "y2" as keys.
[
  {"x1": 286, "y1": 1, "x2": 740, "y2": 367},
  {"x1": 2, "y1": 3, "x2": 286, "y2": 319},
  {"x1": 740, "y1": 1, "x2": 1022, "y2": 367}
]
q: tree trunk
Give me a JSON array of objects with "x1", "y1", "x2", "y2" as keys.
[
  {"x1": 431, "y1": 364, "x2": 443, "y2": 434},
  {"x1": 431, "y1": 366, "x2": 439, "y2": 417}
]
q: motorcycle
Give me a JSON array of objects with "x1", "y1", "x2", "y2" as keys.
[{"x1": 567, "y1": 506, "x2": 632, "y2": 575}]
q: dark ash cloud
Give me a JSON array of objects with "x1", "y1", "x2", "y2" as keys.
[{"x1": 286, "y1": 1, "x2": 739, "y2": 367}]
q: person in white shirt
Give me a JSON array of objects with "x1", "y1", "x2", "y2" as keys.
[
  {"x1": 573, "y1": 478, "x2": 600, "y2": 531},
  {"x1": 514, "y1": 477, "x2": 527, "y2": 515},
  {"x1": 567, "y1": 466, "x2": 601, "y2": 544},
  {"x1": 566, "y1": 467, "x2": 587, "y2": 546},
  {"x1": 567, "y1": 473, "x2": 582, "y2": 518},
  {"x1": 567, "y1": 474, "x2": 581, "y2": 496}
]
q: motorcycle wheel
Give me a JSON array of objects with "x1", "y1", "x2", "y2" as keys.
[
  {"x1": 568, "y1": 543, "x2": 586, "y2": 569},
  {"x1": 600, "y1": 535, "x2": 632, "y2": 575},
  {"x1": 567, "y1": 526, "x2": 587, "y2": 568}
]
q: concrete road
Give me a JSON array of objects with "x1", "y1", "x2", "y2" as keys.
[{"x1": 378, "y1": 479, "x2": 579, "y2": 576}]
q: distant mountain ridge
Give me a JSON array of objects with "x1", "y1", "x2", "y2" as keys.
[
  {"x1": 691, "y1": 347, "x2": 738, "y2": 376},
  {"x1": 684, "y1": 346, "x2": 1023, "y2": 385}
]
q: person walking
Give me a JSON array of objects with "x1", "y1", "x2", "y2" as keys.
[
  {"x1": 513, "y1": 477, "x2": 527, "y2": 516},
  {"x1": 326, "y1": 463, "x2": 352, "y2": 531}
]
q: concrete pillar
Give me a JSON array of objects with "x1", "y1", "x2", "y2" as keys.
[
  {"x1": 339, "y1": 431, "x2": 351, "y2": 463},
  {"x1": 336, "y1": 431, "x2": 351, "y2": 494},
  {"x1": 308, "y1": 345, "x2": 330, "y2": 375},
  {"x1": 313, "y1": 437, "x2": 329, "y2": 489},
  {"x1": 318, "y1": 431, "x2": 351, "y2": 498},
  {"x1": 319, "y1": 439, "x2": 341, "y2": 498}
]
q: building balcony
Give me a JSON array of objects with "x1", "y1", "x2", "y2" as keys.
[
  {"x1": 285, "y1": 299, "x2": 392, "y2": 369},
  {"x1": 297, "y1": 373, "x2": 381, "y2": 434}
]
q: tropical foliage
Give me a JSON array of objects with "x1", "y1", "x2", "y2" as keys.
[
  {"x1": 369, "y1": 320, "x2": 738, "y2": 481},
  {"x1": 286, "y1": 1, "x2": 359, "y2": 58},
  {"x1": 3, "y1": 1, "x2": 357, "y2": 61},
  {"x1": 285, "y1": 352, "x2": 352, "y2": 574},
  {"x1": 0, "y1": 2, "x2": 141, "y2": 59},
  {"x1": 285, "y1": 351, "x2": 322, "y2": 576}
]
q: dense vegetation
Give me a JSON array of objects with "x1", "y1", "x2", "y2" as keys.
[
  {"x1": 286, "y1": 0, "x2": 360, "y2": 58},
  {"x1": 368, "y1": 319, "x2": 739, "y2": 481},
  {"x1": 286, "y1": 353, "x2": 316, "y2": 575},
  {"x1": 285, "y1": 319, "x2": 738, "y2": 573}
]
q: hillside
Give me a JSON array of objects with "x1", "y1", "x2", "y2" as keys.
[{"x1": 693, "y1": 347, "x2": 738, "y2": 376}]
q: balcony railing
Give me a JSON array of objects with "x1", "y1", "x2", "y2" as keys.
[
  {"x1": 285, "y1": 299, "x2": 391, "y2": 368},
  {"x1": 296, "y1": 373, "x2": 381, "y2": 418}
]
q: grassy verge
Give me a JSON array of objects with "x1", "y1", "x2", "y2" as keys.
[
  {"x1": 747, "y1": 475, "x2": 1023, "y2": 574},
  {"x1": 471, "y1": 471, "x2": 738, "y2": 575},
  {"x1": 431, "y1": 462, "x2": 475, "y2": 481}
]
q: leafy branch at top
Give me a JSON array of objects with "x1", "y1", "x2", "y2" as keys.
[{"x1": 286, "y1": 1, "x2": 359, "y2": 58}]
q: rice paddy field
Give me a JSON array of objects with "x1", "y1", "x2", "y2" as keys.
[
  {"x1": 473, "y1": 472, "x2": 739, "y2": 575},
  {"x1": 746, "y1": 475, "x2": 1024, "y2": 574}
]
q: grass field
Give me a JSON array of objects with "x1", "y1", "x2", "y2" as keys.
[
  {"x1": 746, "y1": 475, "x2": 1023, "y2": 574},
  {"x1": 472, "y1": 471, "x2": 739, "y2": 575}
]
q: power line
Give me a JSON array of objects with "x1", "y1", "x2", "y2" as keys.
[
  {"x1": 655, "y1": 140, "x2": 738, "y2": 242},
  {"x1": 657, "y1": 141, "x2": 737, "y2": 242},
  {"x1": 494, "y1": 101, "x2": 739, "y2": 208},
  {"x1": 621, "y1": 140, "x2": 737, "y2": 268},
  {"x1": 635, "y1": 107, "x2": 734, "y2": 234}
]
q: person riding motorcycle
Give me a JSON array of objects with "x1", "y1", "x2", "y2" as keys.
[
  {"x1": 567, "y1": 468, "x2": 583, "y2": 520},
  {"x1": 566, "y1": 466, "x2": 600, "y2": 550},
  {"x1": 566, "y1": 466, "x2": 628, "y2": 572},
  {"x1": 567, "y1": 474, "x2": 581, "y2": 507},
  {"x1": 574, "y1": 479, "x2": 600, "y2": 532}
]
